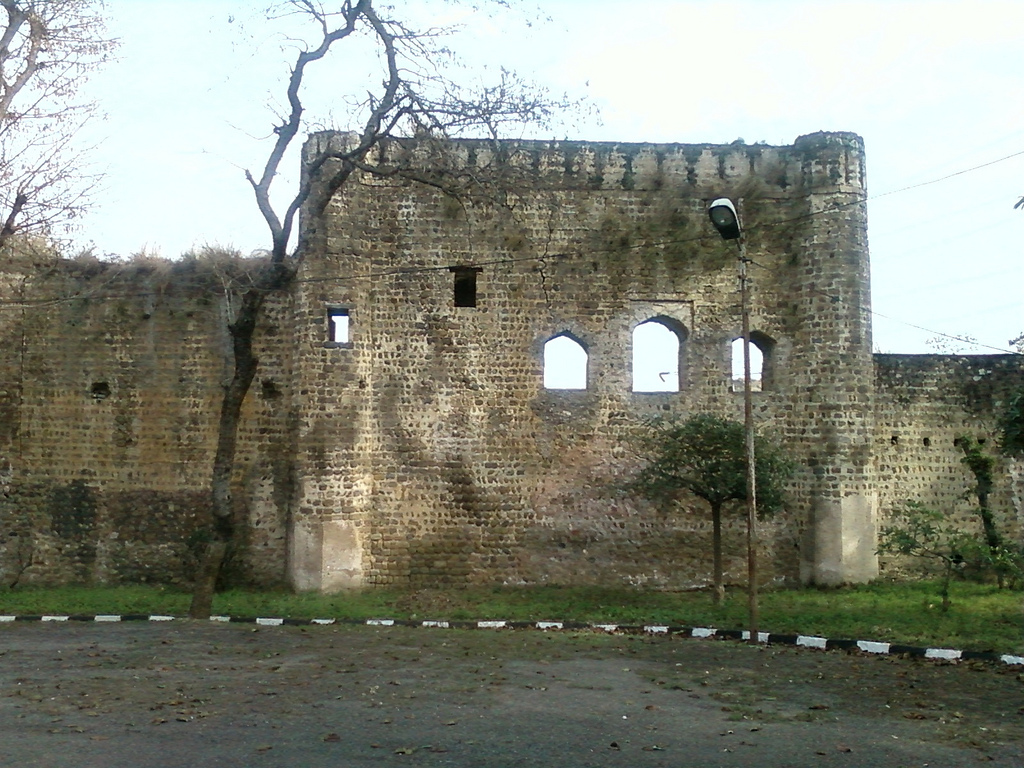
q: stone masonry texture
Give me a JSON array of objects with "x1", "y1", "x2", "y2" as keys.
[{"x1": 1, "y1": 132, "x2": 1021, "y2": 592}]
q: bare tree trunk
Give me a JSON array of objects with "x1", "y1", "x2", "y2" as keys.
[
  {"x1": 181, "y1": 0, "x2": 564, "y2": 618},
  {"x1": 188, "y1": 539, "x2": 227, "y2": 619},
  {"x1": 712, "y1": 502, "x2": 724, "y2": 606},
  {"x1": 188, "y1": 288, "x2": 264, "y2": 619},
  {"x1": 5, "y1": 532, "x2": 34, "y2": 589}
]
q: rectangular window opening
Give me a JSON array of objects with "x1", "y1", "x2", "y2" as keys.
[
  {"x1": 327, "y1": 308, "x2": 350, "y2": 344},
  {"x1": 450, "y1": 266, "x2": 482, "y2": 308}
]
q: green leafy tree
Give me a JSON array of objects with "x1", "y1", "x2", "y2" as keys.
[
  {"x1": 878, "y1": 501, "x2": 981, "y2": 612},
  {"x1": 627, "y1": 414, "x2": 793, "y2": 605}
]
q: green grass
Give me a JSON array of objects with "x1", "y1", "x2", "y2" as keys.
[{"x1": 1, "y1": 581, "x2": 1021, "y2": 656}]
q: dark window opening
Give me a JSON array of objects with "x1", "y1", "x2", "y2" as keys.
[
  {"x1": 450, "y1": 266, "x2": 482, "y2": 308},
  {"x1": 261, "y1": 379, "x2": 281, "y2": 400},
  {"x1": 890, "y1": 435, "x2": 899, "y2": 446},
  {"x1": 923, "y1": 437, "x2": 931, "y2": 447},
  {"x1": 90, "y1": 382, "x2": 110, "y2": 400},
  {"x1": 327, "y1": 308, "x2": 350, "y2": 344}
]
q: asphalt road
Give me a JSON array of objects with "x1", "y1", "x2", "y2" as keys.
[{"x1": 1, "y1": 621, "x2": 1022, "y2": 767}]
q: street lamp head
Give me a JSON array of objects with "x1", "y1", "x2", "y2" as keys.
[{"x1": 708, "y1": 198, "x2": 741, "y2": 240}]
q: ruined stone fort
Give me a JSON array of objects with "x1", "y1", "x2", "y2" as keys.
[{"x1": 1, "y1": 131, "x2": 1021, "y2": 592}]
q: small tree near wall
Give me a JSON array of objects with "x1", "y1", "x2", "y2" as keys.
[
  {"x1": 627, "y1": 414, "x2": 792, "y2": 605},
  {"x1": 877, "y1": 501, "x2": 979, "y2": 612}
]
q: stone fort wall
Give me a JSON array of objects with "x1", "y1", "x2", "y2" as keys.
[
  {"x1": 0, "y1": 254, "x2": 292, "y2": 588},
  {"x1": 2, "y1": 132, "x2": 1020, "y2": 593},
  {"x1": 874, "y1": 354, "x2": 1024, "y2": 564}
]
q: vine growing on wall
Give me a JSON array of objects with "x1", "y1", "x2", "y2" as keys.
[
  {"x1": 956, "y1": 434, "x2": 1001, "y2": 552},
  {"x1": 954, "y1": 434, "x2": 1024, "y2": 588},
  {"x1": 998, "y1": 386, "x2": 1024, "y2": 458}
]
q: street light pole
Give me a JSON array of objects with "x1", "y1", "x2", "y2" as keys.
[
  {"x1": 738, "y1": 234, "x2": 759, "y2": 641},
  {"x1": 708, "y1": 198, "x2": 759, "y2": 643}
]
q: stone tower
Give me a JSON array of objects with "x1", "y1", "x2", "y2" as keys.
[{"x1": 286, "y1": 131, "x2": 877, "y2": 591}]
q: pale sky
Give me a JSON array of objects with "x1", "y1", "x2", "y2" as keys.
[{"x1": 74, "y1": 0, "x2": 1024, "y2": 355}]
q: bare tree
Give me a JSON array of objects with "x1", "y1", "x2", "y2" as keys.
[
  {"x1": 0, "y1": 0, "x2": 114, "y2": 247},
  {"x1": 188, "y1": 0, "x2": 570, "y2": 617}
]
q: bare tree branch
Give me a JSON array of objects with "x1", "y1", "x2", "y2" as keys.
[
  {"x1": 246, "y1": 0, "x2": 371, "y2": 262},
  {"x1": 0, "y1": 0, "x2": 115, "y2": 246},
  {"x1": 190, "y1": 0, "x2": 580, "y2": 616}
]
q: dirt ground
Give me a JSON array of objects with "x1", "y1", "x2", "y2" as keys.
[{"x1": 1, "y1": 621, "x2": 1022, "y2": 767}]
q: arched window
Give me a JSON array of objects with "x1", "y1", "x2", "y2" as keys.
[
  {"x1": 731, "y1": 332, "x2": 775, "y2": 392},
  {"x1": 543, "y1": 334, "x2": 588, "y2": 390},
  {"x1": 632, "y1": 318, "x2": 685, "y2": 393}
]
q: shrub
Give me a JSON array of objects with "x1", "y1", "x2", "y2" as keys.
[{"x1": 877, "y1": 501, "x2": 981, "y2": 612}]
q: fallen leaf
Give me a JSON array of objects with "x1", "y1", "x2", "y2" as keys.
[
  {"x1": 323, "y1": 733, "x2": 341, "y2": 742},
  {"x1": 642, "y1": 745, "x2": 665, "y2": 751},
  {"x1": 836, "y1": 745, "x2": 853, "y2": 753},
  {"x1": 809, "y1": 704, "x2": 830, "y2": 711},
  {"x1": 255, "y1": 745, "x2": 273, "y2": 753},
  {"x1": 394, "y1": 747, "x2": 417, "y2": 755}
]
